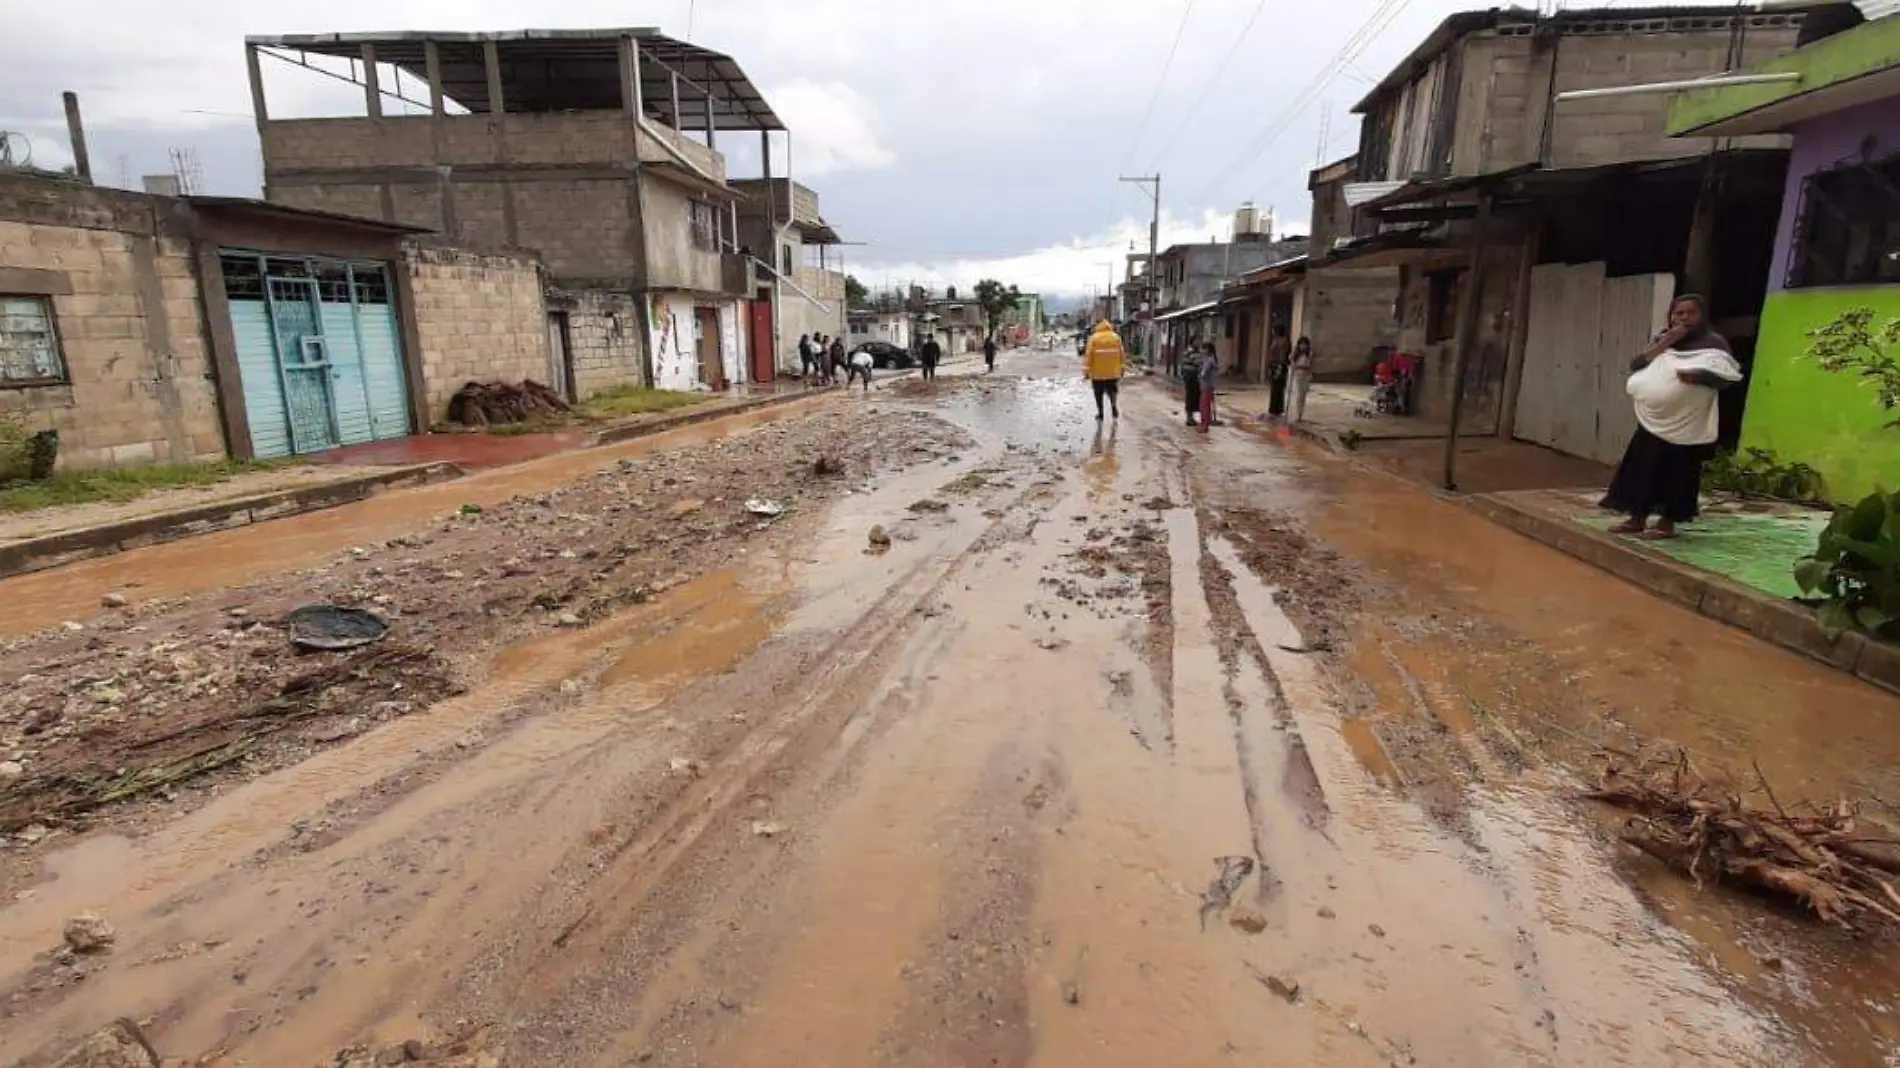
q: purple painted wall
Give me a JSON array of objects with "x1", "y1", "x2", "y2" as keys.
[{"x1": 1767, "y1": 97, "x2": 1900, "y2": 291}]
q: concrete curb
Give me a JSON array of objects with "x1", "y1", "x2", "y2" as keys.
[
  {"x1": 0, "y1": 462, "x2": 464, "y2": 580},
  {"x1": 589, "y1": 385, "x2": 831, "y2": 446},
  {"x1": 1464, "y1": 493, "x2": 1899, "y2": 696}
]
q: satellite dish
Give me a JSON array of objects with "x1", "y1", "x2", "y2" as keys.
[{"x1": 0, "y1": 131, "x2": 32, "y2": 170}]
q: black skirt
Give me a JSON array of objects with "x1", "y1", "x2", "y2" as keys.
[{"x1": 1601, "y1": 426, "x2": 1711, "y2": 524}]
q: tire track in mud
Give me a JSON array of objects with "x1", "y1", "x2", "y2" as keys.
[{"x1": 454, "y1": 451, "x2": 1090, "y2": 1061}]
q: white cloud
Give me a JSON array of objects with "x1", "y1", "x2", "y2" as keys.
[
  {"x1": 765, "y1": 79, "x2": 895, "y2": 178},
  {"x1": 844, "y1": 207, "x2": 1311, "y2": 299}
]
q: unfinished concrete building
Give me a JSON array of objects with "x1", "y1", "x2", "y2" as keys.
[
  {"x1": 248, "y1": 28, "x2": 789, "y2": 400},
  {"x1": 733, "y1": 178, "x2": 844, "y2": 375}
]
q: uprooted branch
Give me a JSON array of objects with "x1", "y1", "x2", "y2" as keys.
[
  {"x1": 447, "y1": 379, "x2": 571, "y2": 427},
  {"x1": 1589, "y1": 749, "x2": 1900, "y2": 933}
]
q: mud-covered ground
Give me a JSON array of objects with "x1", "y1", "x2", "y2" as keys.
[
  {"x1": 0, "y1": 409, "x2": 970, "y2": 858},
  {"x1": 6, "y1": 355, "x2": 1900, "y2": 1067}
]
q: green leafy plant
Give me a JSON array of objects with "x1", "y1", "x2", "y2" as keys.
[
  {"x1": 1702, "y1": 447, "x2": 1825, "y2": 503},
  {"x1": 1808, "y1": 307, "x2": 1900, "y2": 426},
  {"x1": 1794, "y1": 489, "x2": 1900, "y2": 639},
  {"x1": 973, "y1": 278, "x2": 1023, "y2": 337}
]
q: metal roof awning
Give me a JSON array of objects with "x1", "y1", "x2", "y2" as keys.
[
  {"x1": 247, "y1": 28, "x2": 784, "y2": 130},
  {"x1": 1309, "y1": 229, "x2": 1453, "y2": 270},
  {"x1": 1155, "y1": 300, "x2": 1221, "y2": 323},
  {"x1": 1361, "y1": 151, "x2": 1786, "y2": 222}
]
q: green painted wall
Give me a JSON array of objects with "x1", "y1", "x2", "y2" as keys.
[{"x1": 1742, "y1": 286, "x2": 1900, "y2": 501}]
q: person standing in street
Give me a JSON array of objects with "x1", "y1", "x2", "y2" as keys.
[
  {"x1": 798, "y1": 333, "x2": 815, "y2": 381},
  {"x1": 828, "y1": 336, "x2": 847, "y2": 385},
  {"x1": 983, "y1": 335, "x2": 998, "y2": 373},
  {"x1": 1266, "y1": 325, "x2": 1291, "y2": 418},
  {"x1": 1288, "y1": 336, "x2": 1315, "y2": 424},
  {"x1": 1198, "y1": 341, "x2": 1219, "y2": 432},
  {"x1": 1182, "y1": 342, "x2": 1204, "y2": 427},
  {"x1": 920, "y1": 334, "x2": 943, "y2": 382},
  {"x1": 1083, "y1": 320, "x2": 1125, "y2": 421}
]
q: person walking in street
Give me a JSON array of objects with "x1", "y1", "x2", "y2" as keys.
[
  {"x1": 1601, "y1": 293, "x2": 1741, "y2": 540},
  {"x1": 1266, "y1": 325, "x2": 1291, "y2": 418},
  {"x1": 1083, "y1": 320, "x2": 1125, "y2": 422},
  {"x1": 1288, "y1": 336, "x2": 1314, "y2": 424},
  {"x1": 920, "y1": 334, "x2": 943, "y2": 382},
  {"x1": 798, "y1": 333, "x2": 815, "y2": 381},
  {"x1": 983, "y1": 335, "x2": 998, "y2": 373},
  {"x1": 1182, "y1": 342, "x2": 1204, "y2": 428},
  {"x1": 1197, "y1": 341, "x2": 1219, "y2": 432}
]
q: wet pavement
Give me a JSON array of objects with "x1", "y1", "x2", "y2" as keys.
[{"x1": 2, "y1": 348, "x2": 1898, "y2": 1066}]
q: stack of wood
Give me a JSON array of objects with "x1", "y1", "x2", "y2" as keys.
[
  {"x1": 446, "y1": 380, "x2": 570, "y2": 427},
  {"x1": 1590, "y1": 749, "x2": 1900, "y2": 933}
]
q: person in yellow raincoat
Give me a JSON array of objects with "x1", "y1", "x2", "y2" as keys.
[{"x1": 1082, "y1": 320, "x2": 1125, "y2": 422}]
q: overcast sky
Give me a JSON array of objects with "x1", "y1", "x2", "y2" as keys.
[{"x1": 3, "y1": 0, "x2": 1704, "y2": 297}]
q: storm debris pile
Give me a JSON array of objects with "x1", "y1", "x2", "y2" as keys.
[
  {"x1": 446, "y1": 379, "x2": 570, "y2": 427},
  {"x1": 1590, "y1": 750, "x2": 1900, "y2": 932}
]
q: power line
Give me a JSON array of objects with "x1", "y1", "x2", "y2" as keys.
[
  {"x1": 1146, "y1": 0, "x2": 1275, "y2": 168},
  {"x1": 1123, "y1": 0, "x2": 1199, "y2": 167},
  {"x1": 1107, "y1": 0, "x2": 1198, "y2": 226},
  {"x1": 1185, "y1": 0, "x2": 1414, "y2": 206}
]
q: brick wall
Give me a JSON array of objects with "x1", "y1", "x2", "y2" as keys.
[
  {"x1": 550, "y1": 286, "x2": 647, "y2": 397},
  {"x1": 0, "y1": 212, "x2": 222, "y2": 469},
  {"x1": 403, "y1": 244, "x2": 550, "y2": 418}
]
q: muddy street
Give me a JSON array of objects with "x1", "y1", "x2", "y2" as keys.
[{"x1": 3, "y1": 351, "x2": 1898, "y2": 1066}]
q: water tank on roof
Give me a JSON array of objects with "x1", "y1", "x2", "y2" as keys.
[{"x1": 1234, "y1": 202, "x2": 1260, "y2": 239}]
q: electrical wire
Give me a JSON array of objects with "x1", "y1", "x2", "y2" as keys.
[
  {"x1": 1184, "y1": 0, "x2": 1415, "y2": 206},
  {"x1": 1105, "y1": 0, "x2": 1198, "y2": 225},
  {"x1": 1145, "y1": 0, "x2": 1275, "y2": 168}
]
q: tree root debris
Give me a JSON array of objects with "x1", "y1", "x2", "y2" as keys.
[
  {"x1": 446, "y1": 379, "x2": 570, "y2": 427},
  {"x1": 1588, "y1": 749, "x2": 1900, "y2": 933}
]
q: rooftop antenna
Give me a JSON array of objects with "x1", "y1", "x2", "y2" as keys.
[
  {"x1": 169, "y1": 147, "x2": 203, "y2": 195},
  {"x1": 0, "y1": 131, "x2": 31, "y2": 170},
  {"x1": 1316, "y1": 101, "x2": 1331, "y2": 166}
]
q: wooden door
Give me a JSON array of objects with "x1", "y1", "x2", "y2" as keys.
[
  {"x1": 748, "y1": 299, "x2": 775, "y2": 383},
  {"x1": 695, "y1": 306, "x2": 725, "y2": 390}
]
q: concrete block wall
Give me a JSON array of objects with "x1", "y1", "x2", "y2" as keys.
[
  {"x1": 552, "y1": 287, "x2": 647, "y2": 397},
  {"x1": 0, "y1": 217, "x2": 222, "y2": 469},
  {"x1": 403, "y1": 244, "x2": 550, "y2": 418},
  {"x1": 512, "y1": 179, "x2": 637, "y2": 279},
  {"x1": 1302, "y1": 267, "x2": 1401, "y2": 380},
  {"x1": 270, "y1": 183, "x2": 387, "y2": 223}
]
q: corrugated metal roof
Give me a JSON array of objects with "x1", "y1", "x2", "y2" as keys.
[{"x1": 1857, "y1": 0, "x2": 1900, "y2": 19}]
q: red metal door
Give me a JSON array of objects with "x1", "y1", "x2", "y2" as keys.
[{"x1": 748, "y1": 300, "x2": 775, "y2": 383}]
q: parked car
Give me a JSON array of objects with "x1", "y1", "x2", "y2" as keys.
[{"x1": 853, "y1": 341, "x2": 914, "y2": 369}]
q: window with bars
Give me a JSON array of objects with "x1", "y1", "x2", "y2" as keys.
[
  {"x1": 691, "y1": 200, "x2": 720, "y2": 252},
  {"x1": 1788, "y1": 149, "x2": 1900, "y2": 290},
  {"x1": 0, "y1": 296, "x2": 66, "y2": 385}
]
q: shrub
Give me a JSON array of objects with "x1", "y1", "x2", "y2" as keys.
[
  {"x1": 1702, "y1": 447, "x2": 1825, "y2": 503},
  {"x1": 1795, "y1": 489, "x2": 1900, "y2": 639}
]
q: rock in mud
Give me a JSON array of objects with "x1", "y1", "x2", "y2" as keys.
[
  {"x1": 1261, "y1": 972, "x2": 1301, "y2": 1003},
  {"x1": 908, "y1": 498, "x2": 949, "y2": 513},
  {"x1": 867, "y1": 525, "x2": 893, "y2": 550},
  {"x1": 0, "y1": 759, "x2": 22, "y2": 779},
  {"x1": 1317, "y1": 905, "x2": 1336, "y2": 919},
  {"x1": 1368, "y1": 923, "x2": 1386, "y2": 938},
  {"x1": 750, "y1": 820, "x2": 786, "y2": 838},
  {"x1": 49, "y1": 1019, "x2": 159, "y2": 1068},
  {"x1": 1228, "y1": 906, "x2": 1269, "y2": 934},
  {"x1": 63, "y1": 912, "x2": 117, "y2": 954},
  {"x1": 100, "y1": 592, "x2": 128, "y2": 609}
]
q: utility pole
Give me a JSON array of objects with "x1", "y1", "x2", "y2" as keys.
[{"x1": 1119, "y1": 174, "x2": 1160, "y2": 363}]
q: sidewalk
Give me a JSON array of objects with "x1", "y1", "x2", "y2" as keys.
[
  {"x1": 1469, "y1": 487, "x2": 1899, "y2": 693},
  {"x1": 0, "y1": 382, "x2": 830, "y2": 579}
]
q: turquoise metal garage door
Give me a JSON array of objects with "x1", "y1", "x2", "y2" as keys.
[{"x1": 221, "y1": 252, "x2": 412, "y2": 458}]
